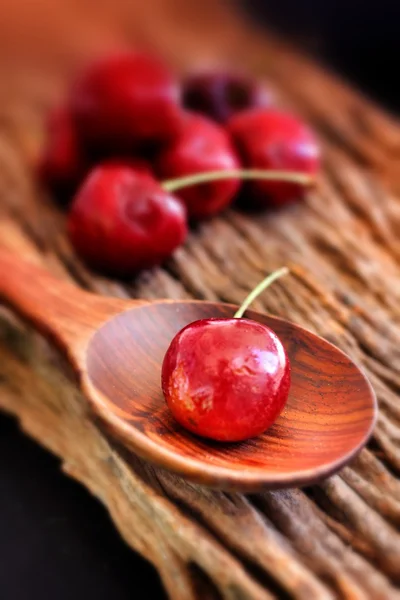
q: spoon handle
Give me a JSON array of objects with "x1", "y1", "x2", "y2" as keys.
[{"x1": 0, "y1": 249, "x2": 132, "y2": 361}]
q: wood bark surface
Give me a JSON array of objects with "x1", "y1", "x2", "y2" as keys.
[{"x1": 1, "y1": 2, "x2": 400, "y2": 598}]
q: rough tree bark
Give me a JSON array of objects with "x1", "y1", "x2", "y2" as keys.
[{"x1": 0, "y1": 2, "x2": 400, "y2": 599}]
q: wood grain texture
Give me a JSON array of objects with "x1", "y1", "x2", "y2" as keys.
[{"x1": 0, "y1": 1, "x2": 400, "y2": 598}]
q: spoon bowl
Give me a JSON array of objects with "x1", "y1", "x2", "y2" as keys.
[
  {"x1": 0, "y1": 250, "x2": 377, "y2": 491},
  {"x1": 85, "y1": 300, "x2": 376, "y2": 490}
]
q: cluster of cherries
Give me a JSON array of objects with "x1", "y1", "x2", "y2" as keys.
[{"x1": 39, "y1": 52, "x2": 320, "y2": 277}]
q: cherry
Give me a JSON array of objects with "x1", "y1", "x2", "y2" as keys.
[
  {"x1": 67, "y1": 164, "x2": 187, "y2": 276},
  {"x1": 39, "y1": 106, "x2": 87, "y2": 200},
  {"x1": 157, "y1": 113, "x2": 241, "y2": 219},
  {"x1": 183, "y1": 71, "x2": 272, "y2": 123},
  {"x1": 70, "y1": 52, "x2": 182, "y2": 151},
  {"x1": 162, "y1": 268, "x2": 290, "y2": 442},
  {"x1": 228, "y1": 109, "x2": 320, "y2": 206},
  {"x1": 38, "y1": 107, "x2": 153, "y2": 200}
]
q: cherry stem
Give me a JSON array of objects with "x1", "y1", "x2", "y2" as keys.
[
  {"x1": 162, "y1": 169, "x2": 313, "y2": 193},
  {"x1": 234, "y1": 267, "x2": 289, "y2": 319}
]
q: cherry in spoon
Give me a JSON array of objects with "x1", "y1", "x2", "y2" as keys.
[
  {"x1": 162, "y1": 269, "x2": 291, "y2": 441},
  {"x1": 0, "y1": 251, "x2": 376, "y2": 491}
]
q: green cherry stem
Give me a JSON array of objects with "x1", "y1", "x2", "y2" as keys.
[
  {"x1": 162, "y1": 169, "x2": 313, "y2": 193},
  {"x1": 234, "y1": 267, "x2": 289, "y2": 319}
]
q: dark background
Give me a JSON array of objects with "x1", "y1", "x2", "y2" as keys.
[
  {"x1": 245, "y1": 0, "x2": 400, "y2": 112},
  {"x1": 1, "y1": 2, "x2": 399, "y2": 599}
]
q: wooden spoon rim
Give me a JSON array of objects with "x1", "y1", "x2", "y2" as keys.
[{"x1": 81, "y1": 300, "x2": 377, "y2": 491}]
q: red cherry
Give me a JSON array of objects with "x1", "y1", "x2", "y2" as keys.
[
  {"x1": 67, "y1": 165, "x2": 187, "y2": 276},
  {"x1": 228, "y1": 109, "x2": 320, "y2": 206},
  {"x1": 162, "y1": 317, "x2": 290, "y2": 442},
  {"x1": 70, "y1": 52, "x2": 182, "y2": 150},
  {"x1": 183, "y1": 71, "x2": 272, "y2": 123},
  {"x1": 157, "y1": 113, "x2": 241, "y2": 219},
  {"x1": 39, "y1": 106, "x2": 86, "y2": 200}
]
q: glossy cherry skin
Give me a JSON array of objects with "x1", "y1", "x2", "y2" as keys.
[
  {"x1": 183, "y1": 71, "x2": 272, "y2": 123},
  {"x1": 228, "y1": 109, "x2": 320, "y2": 206},
  {"x1": 39, "y1": 106, "x2": 87, "y2": 200},
  {"x1": 70, "y1": 52, "x2": 182, "y2": 150},
  {"x1": 162, "y1": 317, "x2": 291, "y2": 442},
  {"x1": 157, "y1": 113, "x2": 241, "y2": 219},
  {"x1": 68, "y1": 165, "x2": 187, "y2": 276}
]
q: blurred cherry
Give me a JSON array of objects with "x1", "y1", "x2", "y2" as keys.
[
  {"x1": 68, "y1": 164, "x2": 187, "y2": 276},
  {"x1": 183, "y1": 71, "x2": 272, "y2": 123},
  {"x1": 228, "y1": 109, "x2": 319, "y2": 206},
  {"x1": 158, "y1": 112, "x2": 241, "y2": 219}
]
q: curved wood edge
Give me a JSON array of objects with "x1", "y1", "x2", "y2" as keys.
[
  {"x1": 0, "y1": 248, "x2": 147, "y2": 367},
  {"x1": 81, "y1": 301, "x2": 377, "y2": 492},
  {"x1": 87, "y1": 377, "x2": 377, "y2": 492}
]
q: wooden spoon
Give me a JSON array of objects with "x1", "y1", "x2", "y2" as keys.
[{"x1": 0, "y1": 250, "x2": 377, "y2": 491}]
